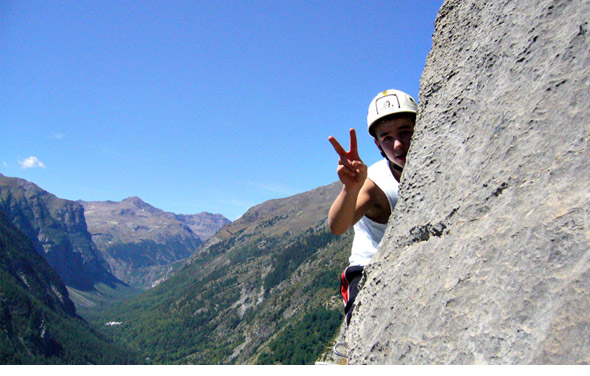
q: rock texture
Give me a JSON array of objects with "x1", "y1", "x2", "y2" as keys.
[
  {"x1": 346, "y1": 0, "x2": 590, "y2": 364},
  {"x1": 0, "y1": 174, "x2": 121, "y2": 291},
  {"x1": 0, "y1": 209, "x2": 77, "y2": 318}
]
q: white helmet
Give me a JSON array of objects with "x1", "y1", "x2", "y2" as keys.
[{"x1": 367, "y1": 89, "x2": 417, "y2": 136}]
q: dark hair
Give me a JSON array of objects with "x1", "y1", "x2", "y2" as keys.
[
  {"x1": 373, "y1": 112, "x2": 416, "y2": 159},
  {"x1": 370, "y1": 112, "x2": 416, "y2": 138}
]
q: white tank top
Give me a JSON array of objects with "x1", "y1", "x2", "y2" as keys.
[{"x1": 349, "y1": 159, "x2": 399, "y2": 266}]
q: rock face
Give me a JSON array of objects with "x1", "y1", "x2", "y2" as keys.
[
  {"x1": 174, "y1": 212, "x2": 231, "y2": 242},
  {"x1": 0, "y1": 210, "x2": 139, "y2": 364},
  {"x1": 346, "y1": 0, "x2": 589, "y2": 364},
  {"x1": 0, "y1": 209, "x2": 77, "y2": 318},
  {"x1": 0, "y1": 174, "x2": 121, "y2": 291}
]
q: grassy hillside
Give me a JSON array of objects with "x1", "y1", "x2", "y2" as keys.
[{"x1": 82, "y1": 182, "x2": 353, "y2": 364}]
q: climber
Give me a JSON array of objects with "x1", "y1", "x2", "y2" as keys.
[{"x1": 328, "y1": 89, "x2": 417, "y2": 326}]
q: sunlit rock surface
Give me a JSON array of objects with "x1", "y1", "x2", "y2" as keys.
[{"x1": 347, "y1": 0, "x2": 590, "y2": 364}]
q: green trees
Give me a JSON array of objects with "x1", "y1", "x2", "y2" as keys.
[
  {"x1": 263, "y1": 229, "x2": 336, "y2": 293},
  {"x1": 1, "y1": 211, "x2": 140, "y2": 364},
  {"x1": 258, "y1": 307, "x2": 342, "y2": 364}
]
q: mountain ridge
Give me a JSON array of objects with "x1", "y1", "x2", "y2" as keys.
[
  {"x1": 0, "y1": 174, "x2": 122, "y2": 292},
  {"x1": 84, "y1": 180, "x2": 352, "y2": 364},
  {"x1": 79, "y1": 196, "x2": 230, "y2": 289}
]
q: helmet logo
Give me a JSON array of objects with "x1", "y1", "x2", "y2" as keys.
[
  {"x1": 375, "y1": 94, "x2": 400, "y2": 114},
  {"x1": 367, "y1": 89, "x2": 417, "y2": 135}
]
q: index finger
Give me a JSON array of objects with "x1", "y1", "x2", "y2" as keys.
[{"x1": 328, "y1": 136, "x2": 347, "y2": 158}]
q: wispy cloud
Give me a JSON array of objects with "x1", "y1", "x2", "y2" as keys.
[
  {"x1": 53, "y1": 133, "x2": 65, "y2": 140},
  {"x1": 19, "y1": 156, "x2": 46, "y2": 169}
]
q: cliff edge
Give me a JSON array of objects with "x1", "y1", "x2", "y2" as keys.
[{"x1": 346, "y1": 0, "x2": 589, "y2": 364}]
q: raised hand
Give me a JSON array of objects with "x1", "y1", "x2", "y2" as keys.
[{"x1": 328, "y1": 128, "x2": 367, "y2": 191}]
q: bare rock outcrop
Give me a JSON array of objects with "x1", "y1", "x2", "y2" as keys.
[
  {"x1": 346, "y1": 0, "x2": 589, "y2": 364},
  {"x1": 0, "y1": 174, "x2": 122, "y2": 291}
]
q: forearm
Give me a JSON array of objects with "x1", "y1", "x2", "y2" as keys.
[{"x1": 328, "y1": 186, "x2": 361, "y2": 235}]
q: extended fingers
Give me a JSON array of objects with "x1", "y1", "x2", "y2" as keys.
[
  {"x1": 328, "y1": 136, "x2": 347, "y2": 158},
  {"x1": 329, "y1": 128, "x2": 362, "y2": 170},
  {"x1": 329, "y1": 130, "x2": 359, "y2": 157},
  {"x1": 329, "y1": 135, "x2": 356, "y2": 170},
  {"x1": 349, "y1": 129, "x2": 358, "y2": 156}
]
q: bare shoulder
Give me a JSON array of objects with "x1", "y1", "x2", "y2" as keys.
[{"x1": 362, "y1": 178, "x2": 391, "y2": 224}]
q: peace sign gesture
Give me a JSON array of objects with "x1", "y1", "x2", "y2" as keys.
[{"x1": 328, "y1": 128, "x2": 367, "y2": 191}]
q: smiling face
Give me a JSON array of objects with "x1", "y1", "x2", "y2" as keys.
[{"x1": 373, "y1": 114, "x2": 415, "y2": 169}]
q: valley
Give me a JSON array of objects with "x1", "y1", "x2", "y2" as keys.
[{"x1": 1, "y1": 173, "x2": 349, "y2": 364}]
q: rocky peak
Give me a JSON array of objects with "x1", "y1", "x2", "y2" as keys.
[
  {"x1": 174, "y1": 212, "x2": 231, "y2": 242},
  {"x1": 121, "y1": 196, "x2": 161, "y2": 214},
  {"x1": 79, "y1": 197, "x2": 230, "y2": 289}
]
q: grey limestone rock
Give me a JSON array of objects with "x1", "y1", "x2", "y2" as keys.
[{"x1": 346, "y1": 0, "x2": 590, "y2": 364}]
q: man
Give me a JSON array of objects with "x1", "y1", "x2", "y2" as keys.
[{"x1": 328, "y1": 89, "x2": 417, "y2": 325}]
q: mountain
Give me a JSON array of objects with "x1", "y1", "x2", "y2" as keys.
[
  {"x1": 0, "y1": 210, "x2": 139, "y2": 364},
  {"x1": 0, "y1": 209, "x2": 76, "y2": 318},
  {"x1": 345, "y1": 0, "x2": 590, "y2": 364},
  {"x1": 0, "y1": 173, "x2": 122, "y2": 292},
  {"x1": 83, "y1": 181, "x2": 353, "y2": 364},
  {"x1": 79, "y1": 197, "x2": 228, "y2": 289},
  {"x1": 174, "y1": 212, "x2": 231, "y2": 242}
]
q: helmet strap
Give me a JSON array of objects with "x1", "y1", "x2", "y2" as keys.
[
  {"x1": 390, "y1": 161, "x2": 403, "y2": 172},
  {"x1": 388, "y1": 160, "x2": 403, "y2": 183}
]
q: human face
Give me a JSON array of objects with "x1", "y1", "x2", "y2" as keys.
[{"x1": 373, "y1": 115, "x2": 415, "y2": 168}]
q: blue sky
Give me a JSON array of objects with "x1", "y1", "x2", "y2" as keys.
[{"x1": 1, "y1": 1, "x2": 442, "y2": 220}]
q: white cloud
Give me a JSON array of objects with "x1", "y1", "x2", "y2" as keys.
[{"x1": 19, "y1": 156, "x2": 46, "y2": 169}]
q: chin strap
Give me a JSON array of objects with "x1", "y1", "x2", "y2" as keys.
[{"x1": 389, "y1": 160, "x2": 403, "y2": 172}]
